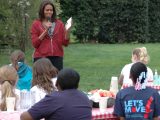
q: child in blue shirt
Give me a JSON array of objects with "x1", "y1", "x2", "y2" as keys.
[
  {"x1": 10, "y1": 50, "x2": 32, "y2": 90},
  {"x1": 114, "y1": 62, "x2": 160, "y2": 120}
]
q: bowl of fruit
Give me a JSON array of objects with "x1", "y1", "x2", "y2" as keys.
[{"x1": 88, "y1": 89, "x2": 115, "y2": 108}]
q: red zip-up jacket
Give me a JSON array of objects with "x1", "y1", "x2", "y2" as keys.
[{"x1": 31, "y1": 19, "x2": 69, "y2": 58}]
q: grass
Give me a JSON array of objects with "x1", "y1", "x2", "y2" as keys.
[{"x1": 0, "y1": 43, "x2": 160, "y2": 91}]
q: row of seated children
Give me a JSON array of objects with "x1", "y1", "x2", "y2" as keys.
[
  {"x1": 1, "y1": 47, "x2": 160, "y2": 119},
  {"x1": 0, "y1": 50, "x2": 58, "y2": 110},
  {"x1": 0, "y1": 54, "x2": 92, "y2": 119}
]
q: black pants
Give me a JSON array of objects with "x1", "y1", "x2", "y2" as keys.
[{"x1": 34, "y1": 56, "x2": 63, "y2": 71}]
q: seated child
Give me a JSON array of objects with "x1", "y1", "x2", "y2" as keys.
[
  {"x1": 0, "y1": 65, "x2": 20, "y2": 111},
  {"x1": 119, "y1": 47, "x2": 153, "y2": 87},
  {"x1": 114, "y1": 62, "x2": 160, "y2": 120},
  {"x1": 31, "y1": 58, "x2": 58, "y2": 103},
  {"x1": 10, "y1": 50, "x2": 32, "y2": 90}
]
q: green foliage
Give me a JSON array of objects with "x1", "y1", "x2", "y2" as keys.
[
  {"x1": 1, "y1": 0, "x2": 160, "y2": 49},
  {"x1": 148, "y1": 0, "x2": 160, "y2": 42},
  {"x1": 60, "y1": 0, "x2": 160, "y2": 43},
  {"x1": 108, "y1": 0, "x2": 149, "y2": 43},
  {"x1": 10, "y1": 0, "x2": 33, "y2": 51},
  {"x1": 0, "y1": 0, "x2": 12, "y2": 41},
  {"x1": 0, "y1": 0, "x2": 32, "y2": 52},
  {"x1": 0, "y1": 0, "x2": 62, "y2": 52},
  {"x1": 95, "y1": 0, "x2": 150, "y2": 43},
  {"x1": 60, "y1": 0, "x2": 77, "y2": 21},
  {"x1": 60, "y1": 0, "x2": 98, "y2": 42}
]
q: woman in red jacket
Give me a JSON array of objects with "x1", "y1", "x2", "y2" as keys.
[{"x1": 31, "y1": 0, "x2": 72, "y2": 70}]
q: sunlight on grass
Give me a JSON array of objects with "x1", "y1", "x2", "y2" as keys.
[{"x1": 0, "y1": 43, "x2": 159, "y2": 91}]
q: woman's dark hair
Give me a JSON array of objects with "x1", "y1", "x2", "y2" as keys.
[
  {"x1": 38, "y1": 0, "x2": 56, "y2": 22},
  {"x1": 130, "y1": 62, "x2": 147, "y2": 84},
  {"x1": 56, "y1": 68, "x2": 80, "y2": 90}
]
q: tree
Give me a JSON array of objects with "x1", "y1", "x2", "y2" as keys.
[
  {"x1": 0, "y1": 0, "x2": 31, "y2": 52},
  {"x1": 60, "y1": 0, "x2": 98, "y2": 42},
  {"x1": 61, "y1": 0, "x2": 159, "y2": 43},
  {"x1": 0, "y1": 0, "x2": 62, "y2": 53},
  {"x1": 149, "y1": 0, "x2": 160, "y2": 42}
]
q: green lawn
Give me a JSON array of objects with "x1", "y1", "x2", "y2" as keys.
[{"x1": 0, "y1": 43, "x2": 159, "y2": 91}]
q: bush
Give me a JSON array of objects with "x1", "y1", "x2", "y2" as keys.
[{"x1": 61, "y1": 0, "x2": 160, "y2": 43}]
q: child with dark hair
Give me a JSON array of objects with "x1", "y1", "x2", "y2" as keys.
[
  {"x1": 21, "y1": 68, "x2": 91, "y2": 120},
  {"x1": 31, "y1": 58, "x2": 58, "y2": 103},
  {"x1": 56, "y1": 68, "x2": 80, "y2": 90},
  {"x1": 10, "y1": 50, "x2": 32, "y2": 90},
  {"x1": 114, "y1": 62, "x2": 160, "y2": 120}
]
